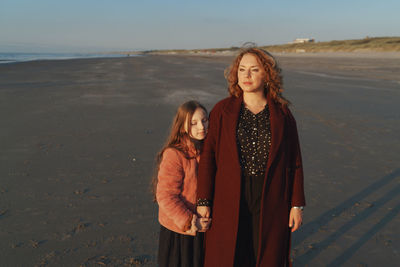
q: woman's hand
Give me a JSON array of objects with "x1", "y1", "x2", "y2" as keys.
[
  {"x1": 197, "y1": 206, "x2": 211, "y2": 218},
  {"x1": 289, "y1": 207, "x2": 303, "y2": 232}
]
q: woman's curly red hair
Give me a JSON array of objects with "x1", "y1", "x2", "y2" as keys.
[{"x1": 225, "y1": 47, "x2": 290, "y2": 107}]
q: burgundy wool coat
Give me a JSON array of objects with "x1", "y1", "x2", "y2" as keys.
[{"x1": 197, "y1": 94, "x2": 306, "y2": 267}]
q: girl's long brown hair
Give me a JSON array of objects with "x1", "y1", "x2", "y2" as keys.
[
  {"x1": 225, "y1": 47, "x2": 290, "y2": 107},
  {"x1": 151, "y1": 100, "x2": 207, "y2": 200}
]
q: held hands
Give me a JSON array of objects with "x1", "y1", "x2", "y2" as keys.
[
  {"x1": 197, "y1": 206, "x2": 211, "y2": 218},
  {"x1": 289, "y1": 207, "x2": 303, "y2": 232},
  {"x1": 196, "y1": 206, "x2": 212, "y2": 232},
  {"x1": 186, "y1": 213, "x2": 212, "y2": 234},
  {"x1": 196, "y1": 216, "x2": 212, "y2": 232}
]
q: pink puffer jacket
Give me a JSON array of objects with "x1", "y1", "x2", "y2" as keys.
[{"x1": 156, "y1": 147, "x2": 199, "y2": 236}]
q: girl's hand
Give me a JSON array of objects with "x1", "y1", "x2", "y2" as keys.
[
  {"x1": 289, "y1": 207, "x2": 303, "y2": 232},
  {"x1": 197, "y1": 206, "x2": 211, "y2": 218},
  {"x1": 186, "y1": 214, "x2": 198, "y2": 235}
]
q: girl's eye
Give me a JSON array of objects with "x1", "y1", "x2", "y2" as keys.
[
  {"x1": 252, "y1": 69, "x2": 259, "y2": 72},
  {"x1": 202, "y1": 118, "x2": 208, "y2": 123},
  {"x1": 239, "y1": 68, "x2": 245, "y2": 72}
]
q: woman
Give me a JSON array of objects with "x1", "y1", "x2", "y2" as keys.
[
  {"x1": 154, "y1": 100, "x2": 212, "y2": 267},
  {"x1": 197, "y1": 48, "x2": 305, "y2": 267}
]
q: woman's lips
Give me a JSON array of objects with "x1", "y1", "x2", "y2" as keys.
[{"x1": 243, "y1": 82, "x2": 252, "y2": 85}]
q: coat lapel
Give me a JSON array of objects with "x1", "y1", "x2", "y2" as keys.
[
  {"x1": 222, "y1": 96, "x2": 242, "y2": 165},
  {"x1": 266, "y1": 93, "x2": 285, "y2": 171},
  {"x1": 221, "y1": 94, "x2": 285, "y2": 171}
]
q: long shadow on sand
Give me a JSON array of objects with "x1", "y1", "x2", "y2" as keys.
[
  {"x1": 326, "y1": 202, "x2": 400, "y2": 266},
  {"x1": 293, "y1": 168, "x2": 400, "y2": 266}
]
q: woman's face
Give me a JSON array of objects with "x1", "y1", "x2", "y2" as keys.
[
  {"x1": 237, "y1": 53, "x2": 266, "y2": 94},
  {"x1": 186, "y1": 108, "x2": 208, "y2": 140}
]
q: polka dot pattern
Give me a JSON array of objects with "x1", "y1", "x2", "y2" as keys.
[{"x1": 236, "y1": 103, "x2": 272, "y2": 177}]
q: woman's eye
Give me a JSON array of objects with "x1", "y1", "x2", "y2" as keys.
[
  {"x1": 239, "y1": 68, "x2": 245, "y2": 72},
  {"x1": 202, "y1": 118, "x2": 208, "y2": 123},
  {"x1": 252, "y1": 69, "x2": 259, "y2": 72}
]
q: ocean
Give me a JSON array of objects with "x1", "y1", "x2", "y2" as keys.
[{"x1": 0, "y1": 52, "x2": 135, "y2": 64}]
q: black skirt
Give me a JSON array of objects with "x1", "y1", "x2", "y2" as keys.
[
  {"x1": 158, "y1": 225, "x2": 204, "y2": 267},
  {"x1": 234, "y1": 173, "x2": 264, "y2": 267}
]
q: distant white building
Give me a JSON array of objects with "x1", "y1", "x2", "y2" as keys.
[{"x1": 290, "y1": 38, "x2": 315, "y2": 44}]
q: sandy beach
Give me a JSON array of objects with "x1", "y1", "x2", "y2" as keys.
[{"x1": 1, "y1": 53, "x2": 399, "y2": 266}]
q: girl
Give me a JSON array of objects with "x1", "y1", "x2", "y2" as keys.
[{"x1": 153, "y1": 100, "x2": 211, "y2": 267}]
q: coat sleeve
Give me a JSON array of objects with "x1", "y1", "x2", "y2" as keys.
[
  {"x1": 156, "y1": 148, "x2": 193, "y2": 231},
  {"x1": 197, "y1": 106, "x2": 219, "y2": 202},
  {"x1": 287, "y1": 109, "x2": 306, "y2": 207}
]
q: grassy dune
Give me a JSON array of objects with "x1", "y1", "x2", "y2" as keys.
[
  {"x1": 262, "y1": 37, "x2": 400, "y2": 53},
  {"x1": 142, "y1": 37, "x2": 400, "y2": 55}
]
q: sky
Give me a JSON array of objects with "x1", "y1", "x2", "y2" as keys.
[{"x1": 1, "y1": 0, "x2": 400, "y2": 53}]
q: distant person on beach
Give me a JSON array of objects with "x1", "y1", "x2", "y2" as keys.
[
  {"x1": 197, "y1": 48, "x2": 306, "y2": 267},
  {"x1": 153, "y1": 100, "x2": 211, "y2": 267}
]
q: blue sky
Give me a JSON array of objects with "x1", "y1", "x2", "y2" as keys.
[{"x1": 1, "y1": 0, "x2": 399, "y2": 52}]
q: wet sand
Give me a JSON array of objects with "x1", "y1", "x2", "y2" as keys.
[{"x1": 0, "y1": 54, "x2": 399, "y2": 266}]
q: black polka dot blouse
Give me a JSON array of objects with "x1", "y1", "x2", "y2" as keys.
[{"x1": 236, "y1": 103, "x2": 272, "y2": 177}]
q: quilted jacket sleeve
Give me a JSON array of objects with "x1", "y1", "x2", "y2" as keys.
[{"x1": 156, "y1": 148, "x2": 193, "y2": 231}]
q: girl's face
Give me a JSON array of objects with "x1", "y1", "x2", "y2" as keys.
[
  {"x1": 237, "y1": 53, "x2": 266, "y2": 94},
  {"x1": 186, "y1": 108, "x2": 208, "y2": 140}
]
